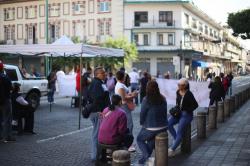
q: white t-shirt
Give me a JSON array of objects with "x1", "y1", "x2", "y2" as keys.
[
  {"x1": 115, "y1": 82, "x2": 129, "y2": 96},
  {"x1": 129, "y1": 71, "x2": 139, "y2": 84}
]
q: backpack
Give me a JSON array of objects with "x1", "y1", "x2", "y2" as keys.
[
  {"x1": 106, "y1": 77, "x2": 115, "y2": 91},
  {"x1": 0, "y1": 77, "x2": 5, "y2": 105}
]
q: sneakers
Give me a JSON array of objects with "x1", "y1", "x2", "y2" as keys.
[
  {"x1": 128, "y1": 144, "x2": 136, "y2": 152},
  {"x1": 168, "y1": 148, "x2": 176, "y2": 157},
  {"x1": 3, "y1": 137, "x2": 16, "y2": 143}
]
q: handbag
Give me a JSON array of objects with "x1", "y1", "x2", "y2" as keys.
[
  {"x1": 169, "y1": 106, "x2": 181, "y2": 118},
  {"x1": 82, "y1": 103, "x2": 93, "y2": 119},
  {"x1": 126, "y1": 100, "x2": 136, "y2": 111}
]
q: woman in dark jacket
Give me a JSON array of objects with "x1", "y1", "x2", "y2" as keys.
[
  {"x1": 137, "y1": 81, "x2": 167, "y2": 164},
  {"x1": 208, "y1": 76, "x2": 225, "y2": 106},
  {"x1": 168, "y1": 78, "x2": 198, "y2": 157},
  {"x1": 139, "y1": 72, "x2": 150, "y2": 103}
]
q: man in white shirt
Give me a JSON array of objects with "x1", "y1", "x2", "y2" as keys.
[{"x1": 129, "y1": 68, "x2": 139, "y2": 105}]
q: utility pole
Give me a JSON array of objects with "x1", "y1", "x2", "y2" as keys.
[{"x1": 45, "y1": 0, "x2": 49, "y2": 76}]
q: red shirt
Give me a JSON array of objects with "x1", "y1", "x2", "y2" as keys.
[
  {"x1": 98, "y1": 107, "x2": 127, "y2": 145},
  {"x1": 76, "y1": 71, "x2": 80, "y2": 93}
]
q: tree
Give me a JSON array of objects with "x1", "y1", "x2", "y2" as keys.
[
  {"x1": 228, "y1": 9, "x2": 250, "y2": 39},
  {"x1": 102, "y1": 37, "x2": 138, "y2": 69}
]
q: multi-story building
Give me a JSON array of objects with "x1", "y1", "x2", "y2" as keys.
[
  {"x1": 0, "y1": 0, "x2": 124, "y2": 74},
  {"x1": 124, "y1": 0, "x2": 228, "y2": 79},
  {"x1": 0, "y1": 0, "x2": 248, "y2": 77}
]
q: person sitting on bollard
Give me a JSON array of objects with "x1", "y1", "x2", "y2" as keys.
[
  {"x1": 11, "y1": 83, "x2": 36, "y2": 135},
  {"x1": 208, "y1": 76, "x2": 225, "y2": 106},
  {"x1": 98, "y1": 95, "x2": 133, "y2": 155},
  {"x1": 137, "y1": 81, "x2": 168, "y2": 164},
  {"x1": 168, "y1": 78, "x2": 198, "y2": 157}
]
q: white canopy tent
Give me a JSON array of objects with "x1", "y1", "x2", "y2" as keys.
[{"x1": 0, "y1": 36, "x2": 124, "y2": 129}]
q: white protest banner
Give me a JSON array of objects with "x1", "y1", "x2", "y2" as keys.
[
  {"x1": 56, "y1": 71, "x2": 77, "y2": 97},
  {"x1": 156, "y1": 79, "x2": 210, "y2": 107}
]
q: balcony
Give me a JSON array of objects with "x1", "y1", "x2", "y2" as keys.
[{"x1": 133, "y1": 19, "x2": 175, "y2": 29}]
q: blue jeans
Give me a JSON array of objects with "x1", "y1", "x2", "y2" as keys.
[
  {"x1": 0, "y1": 99, "x2": 13, "y2": 140},
  {"x1": 90, "y1": 112, "x2": 100, "y2": 160},
  {"x1": 168, "y1": 111, "x2": 193, "y2": 150},
  {"x1": 47, "y1": 88, "x2": 55, "y2": 103},
  {"x1": 137, "y1": 128, "x2": 167, "y2": 164},
  {"x1": 121, "y1": 104, "x2": 133, "y2": 135},
  {"x1": 131, "y1": 83, "x2": 138, "y2": 105}
]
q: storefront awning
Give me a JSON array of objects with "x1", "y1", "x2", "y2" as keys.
[{"x1": 192, "y1": 60, "x2": 209, "y2": 68}]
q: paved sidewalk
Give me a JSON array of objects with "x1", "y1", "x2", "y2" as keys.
[{"x1": 172, "y1": 100, "x2": 250, "y2": 166}]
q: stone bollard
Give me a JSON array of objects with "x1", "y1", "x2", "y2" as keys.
[
  {"x1": 239, "y1": 92, "x2": 243, "y2": 107},
  {"x1": 224, "y1": 99, "x2": 230, "y2": 118},
  {"x1": 155, "y1": 132, "x2": 168, "y2": 166},
  {"x1": 234, "y1": 94, "x2": 239, "y2": 110},
  {"x1": 112, "y1": 150, "x2": 130, "y2": 166},
  {"x1": 217, "y1": 101, "x2": 224, "y2": 123},
  {"x1": 230, "y1": 96, "x2": 235, "y2": 114},
  {"x1": 181, "y1": 124, "x2": 191, "y2": 153},
  {"x1": 208, "y1": 105, "x2": 217, "y2": 129},
  {"x1": 197, "y1": 111, "x2": 207, "y2": 139}
]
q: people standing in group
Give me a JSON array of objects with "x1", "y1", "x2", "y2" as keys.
[
  {"x1": 208, "y1": 76, "x2": 225, "y2": 106},
  {"x1": 129, "y1": 68, "x2": 140, "y2": 105},
  {"x1": 137, "y1": 81, "x2": 168, "y2": 164},
  {"x1": 0, "y1": 61, "x2": 16, "y2": 143},
  {"x1": 115, "y1": 70, "x2": 138, "y2": 152},
  {"x1": 139, "y1": 72, "x2": 151, "y2": 103},
  {"x1": 47, "y1": 69, "x2": 57, "y2": 104},
  {"x1": 98, "y1": 95, "x2": 133, "y2": 155},
  {"x1": 11, "y1": 83, "x2": 36, "y2": 135},
  {"x1": 226, "y1": 72, "x2": 234, "y2": 96},
  {"x1": 106, "y1": 72, "x2": 116, "y2": 97},
  {"x1": 168, "y1": 78, "x2": 198, "y2": 157},
  {"x1": 87, "y1": 67, "x2": 110, "y2": 162}
]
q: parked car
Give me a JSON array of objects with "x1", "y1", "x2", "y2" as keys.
[{"x1": 4, "y1": 64, "x2": 48, "y2": 109}]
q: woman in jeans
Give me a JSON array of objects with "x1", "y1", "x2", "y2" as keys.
[
  {"x1": 168, "y1": 78, "x2": 198, "y2": 157},
  {"x1": 115, "y1": 70, "x2": 138, "y2": 152},
  {"x1": 137, "y1": 81, "x2": 168, "y2": 164}
]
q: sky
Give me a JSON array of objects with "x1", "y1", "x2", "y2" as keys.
[{"x1": 192, "y1": 0, "x2": 250, "y2": 50}]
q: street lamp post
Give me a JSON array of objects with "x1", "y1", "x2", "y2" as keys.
[{"x1": 45, "y1": 0, "x2": 49, "y2": 76}]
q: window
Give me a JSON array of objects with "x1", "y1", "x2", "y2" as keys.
[
  {"x1": 5, "y1": 69, "x2": 18, "y2": 81},
  {"x1": 134, "y1": 34, "x2": 139, "y2": 45},
  {"x1": 210, "y1": 28, "x2": 213, "y2": 37},
  {"x1": 99, "y1": 21, "x2": 105, "y2": 35},
  {"x1": 205, "y1": 26, "x2": 208, "y2": 35},
  {"x1": 158, "y1": 34, "x2": 164, "y2": 45},
  {"x1": 26, "y1": 6, "x2": 37, "y2": 19},
  {"x1": 199, "y1": 22, "x2": 203, "y2": 32},
  {"x1": 4, "y1": 8, "x2": 15, "y2": 21},
  {"x1": 73, "y1": 2, "x2": 85, "y2": 15},
  {"x1": 168, "y1": 34, "x2": 174, "y2": 45},
  {"x1": 192, "y1": 18, "x2": 197, "y2": 29},
  {"x1": 99, "y1": 2, "x2": 110, "y2": 12},
  {"x1": 185, "y1": 13, "x2": 189, "y2": 25},
  {"x1": 105, "y1": 20, "x2": 111, "y2": 35},
  {"x1": 49, "y1": 4, "x2": 60, "y2": 17},
  {"x1": 134, "y1": 12, "x2": 148, "y2": 26},
  {"x1": 143, "y1": 34, "x2": 149, "y2": 46},
  {"x1": 159, "y1": 11, "x2": 173, "y2": 26}
]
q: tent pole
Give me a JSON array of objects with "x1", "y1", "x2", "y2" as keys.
[
  {"x1": 64, "y1": 53, "x2": 66, "y2": 72},
  {"x1": 79, "y1": 47, "x2": 83, "y2": 130},
  {"x1": 49, "y1": 54, "x2": 52, "y2": 113}
]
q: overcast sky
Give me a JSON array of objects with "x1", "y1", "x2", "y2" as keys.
[{"x1": 192, "y1": 0, "x2": 250, "y2": 49}]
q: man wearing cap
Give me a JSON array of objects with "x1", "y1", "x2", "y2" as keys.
[{"x1": 0, "y1": 61, "x2": 16, "y2": 142}]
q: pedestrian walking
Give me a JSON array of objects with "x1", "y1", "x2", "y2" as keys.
[
  {"x1": 115, "y1": 70, "x2": 138, "y2": 152},
  {"x1": 208, "y1": 76, "x2": 225, "y2": 106},
  {"x1": 137, "y1": 81, "x2": 167, "y2": 164},
  {"x1": 129, "y1": 68, "x2": 140, "y2": 105},
  {"x1": 168, "y1": 78, "x2": 198, "y2": 157},
  {"x1": 226, "y1": 72, "x2": 234, "y2": 96},
  {"x1": 47, "y1": 69, "x2": 57, "y2": 104},
  {"x1": 87, "y1": 67, "x2": 110, "y2": 162},
  {"x1": 139, "y1": 72, "x2": 150, "y2": 103},
  {"x1": 0, "y1": 61, "x2": 16, "y2": 143}
]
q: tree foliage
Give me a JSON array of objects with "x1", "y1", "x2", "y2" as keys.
[
  {"x1": 102, "y1": 37, "x2": 138, "y2": 68},
  {"x1": 228, "y1": 9, "x2": 250, "y2": 39}
]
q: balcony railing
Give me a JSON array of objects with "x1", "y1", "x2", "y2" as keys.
[{"x1": 133, "y1": 19, "x2": 175, "y2": 28}]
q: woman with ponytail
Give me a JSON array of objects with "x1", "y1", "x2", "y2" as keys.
[{"x1": 98, "y1": 95, "x2": 133, "y2": 148}]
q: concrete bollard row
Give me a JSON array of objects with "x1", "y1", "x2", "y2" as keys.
[
  {"x1": 224, "y1": 99, "x2": 230, "y2": 118},
  {"x1": 181, "y1": 124, "x2": 191, "y2": 153},
  {"x1": 155, "y1": 132, "x2": 168, "y2": 166},
  {"x1": 217, "y1": 101, "x2": 224, "y2": 123},
  {"x1": 230, "y1": 96, "x2": 235, "y2": 114},
  {"x1": 197, "y1": 111, "x2": 207, "y2": 139},
  {"x1": 112, "y1": 150, "x2": 130, "y2": 166},
  {"x1": 208, "y1": 105, "x2": 217, "y2": 129}
]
